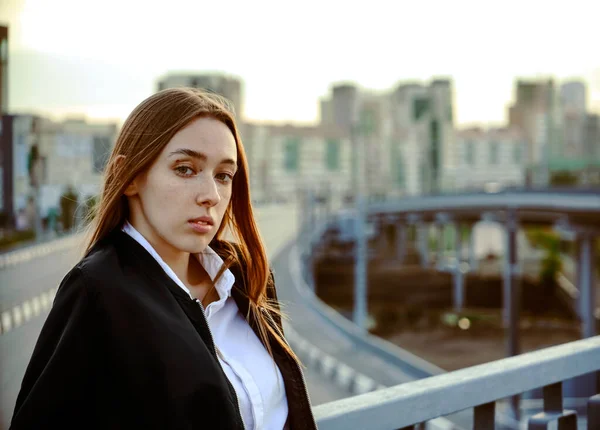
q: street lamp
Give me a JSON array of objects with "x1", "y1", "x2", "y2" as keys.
[{"x1": 353, "y1": 108, "x2": 374, "y2": 331}]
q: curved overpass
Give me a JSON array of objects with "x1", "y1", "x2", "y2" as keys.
[
  {"x1": 367, "y1": 189, "x2": 600, "y2": 225},
  {"x1": 295, "y1": 188, "x2": 600, "y2": 428}
]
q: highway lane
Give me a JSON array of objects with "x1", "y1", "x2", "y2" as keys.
[
  {"x1": 0, "y1": 204, "x2": 349, "y2": 429},
  {"x1": 271, "y1": 231, "x2": 479, "y2": 429},
  {"x1": 0, "y1": 243, "x2": 83, "y2": 314}
]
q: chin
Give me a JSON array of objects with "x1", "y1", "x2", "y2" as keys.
[{"x1": 179, "y1": 236, "x2": 211, "y2": 254}]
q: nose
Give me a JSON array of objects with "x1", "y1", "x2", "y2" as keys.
[{"x1": 195, "y1": 176, "x2": 221, "y2": 207}]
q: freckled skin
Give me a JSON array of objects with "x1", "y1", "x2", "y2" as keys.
[{"x1": 125, "y1": 117, "x2": 238, "y2": 264}]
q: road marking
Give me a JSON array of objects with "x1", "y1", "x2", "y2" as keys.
[
  {"x1": 1, "y1": 311, "x2": 12, "y2": 333},
  {"x1": 0, "y1": 287, "x2": 56, "y2": 335},
  {"x1": 307, "y1": 346, "x2": 321, "y2": 367},
  {"x1": 353, "y1": 373, "x2": 377, "y2": 395},
  {"x1": 334, "y1": 363, "x2": 355, "y2": 390},
  {"x1": 0, "y1": 234, "x2": 83, "y2": 270},
  {"x1": 40, "y1": 292, "x2": 50, "y2": 310},
  {"x1": 12, "y1": 306, "x2": 23, "y2": 328},
  {"x1": 32, "y1": 296, "x2": 42, "y2": 316},
  {"x1": 22, "y1": 301, "x2": 33, "y2": 322},
  {"x1": 319, "y1": 354, "x2": 337, "y2": 379}
]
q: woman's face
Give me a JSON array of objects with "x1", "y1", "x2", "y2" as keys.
[{"x1": 125, "y1": 116, "x2": 238, "y2": 256}]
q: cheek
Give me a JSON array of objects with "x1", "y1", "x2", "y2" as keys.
[
  {"x1": 143, "y1": 175, "x2": 184, "y2": 217},
  {"x1": 221, "y1": 187, "x2": 233, "y2": 206},
  {"x1": 216, "y1": 189, "x2": 232, "y2": 215}
]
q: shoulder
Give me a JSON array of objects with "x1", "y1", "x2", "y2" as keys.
[
  {"x1": 77, "y1": 232, "x2": 123, "y2": 286},
  {"x1": 62, "y1": 230, "x2": 135, "y2": 300}
]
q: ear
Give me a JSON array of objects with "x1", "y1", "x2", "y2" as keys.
[
  {"x1": 124, "y1": 179, "x2": 138, "y2": 197},
  {"x1": 115, "y1": 155, "x2": 138, "y2": 197}
]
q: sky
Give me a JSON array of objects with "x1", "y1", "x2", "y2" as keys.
[{"x1": 1, "y1": 0, "x2": 599, "y2": 127}]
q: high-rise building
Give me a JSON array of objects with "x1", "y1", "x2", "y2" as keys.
[
  {"x1": 582, "y1": 113, "x2": 600, "y2": 184},
  {"x1": 318, "y1": 78, "x2": 456, "y2": 196},
  {"x1": 584, "y1": 114, "x2": 600, "y2": 160},
  {"x1": 320, "y1": 83, "x2": 394, "y2": 197},
  {"x1": 0, "y1": 25, "x2": 7, "y2": 116},
  {"x1": 319, "y1": 98, "x2": 334, "y2": 126},
  {"x1": 330, "y1": 84, "x2": 359, "y2": 132},
  {"x1": 560, "y1": 81, "x2": 587, "y2": 114},
  {"x1": 559, "y1": 81, "x2": 589, "y2": 160},
  {"x1": 156, "y1": 73, "x2": 243, "y2": 118},
  {"x1": 389, "y1": 79, "x2": 456, "y2": 195},
  {"x1": 507, "y1": 78, "x2": 561, "y2": 185}
]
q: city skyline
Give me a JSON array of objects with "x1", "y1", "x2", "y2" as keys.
[{"x1": 1, "y1": 0, "x2": 599, "y2": 126}]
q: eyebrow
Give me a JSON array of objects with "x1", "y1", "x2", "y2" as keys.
[{"x1": 168, "y1": 148, "x2": 237, "y2": 169}]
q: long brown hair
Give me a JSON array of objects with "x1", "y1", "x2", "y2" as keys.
[{"x1": 84, "y1": 87, "x2": 296, "y2": 362}]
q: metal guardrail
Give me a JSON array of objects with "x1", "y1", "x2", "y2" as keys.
[{"x1": 313, "y1": 336, "x2": 600, "y2": 429}]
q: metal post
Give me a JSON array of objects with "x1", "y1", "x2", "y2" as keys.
[
  {"x1": 578, "y1": 232, "x2": 597, "y2": 339},
  {"x1": 504, "y1": 210, "x2": 520, "y2": 421},
  {"x1": 353, "y1": 197, "x2": 368, "y2": 332},
  {"x1": 469, "y1": 224, "x2": 478, "y2": 271},
  {"x1": 453, "y1": 223, "x2": 464, "y2": 312},
  {"x1": 352, "y1": 114, "x2": 369, "y2": 332},
  {"x1": 575, "y1": 242, "x2": 584, "y2": 321},
  {"x1": 504, "y1": 213, "x2": 520, "y2": 356}
]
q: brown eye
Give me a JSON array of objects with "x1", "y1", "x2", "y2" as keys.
[
  {"x1": 215, "y1": 172, "x2": 233, "y2": 183},
  {"x1": 175, "y1": 166, "x2": 195, "y2": 176}
]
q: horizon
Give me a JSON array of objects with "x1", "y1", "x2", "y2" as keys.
[
  {"x1": 2, "y1": 0, "x2": 599, "y2": 127},
  {"x1": 9, "y1": 73, "x2": 599, "y2": 131}
]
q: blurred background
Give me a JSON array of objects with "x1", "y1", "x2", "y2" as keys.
[{"x1": 0, "y1": 0, "x2": 599, "y2": 429}]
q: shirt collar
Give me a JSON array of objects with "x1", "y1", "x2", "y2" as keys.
[{"x1": 121, "y1": 221, "x2": 235, "y2": 301}]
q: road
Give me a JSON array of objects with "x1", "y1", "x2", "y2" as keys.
[{"x1": 0, "y1": 204, "x2": 348, "y2": 429}]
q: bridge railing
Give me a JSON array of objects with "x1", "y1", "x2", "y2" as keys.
[{"x1": 313, "y1": 336, "x2": 600, "y2": 430}]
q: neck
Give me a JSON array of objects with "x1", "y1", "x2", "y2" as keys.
[
  {"x1": 126, "y1": 214, "x2": 213, "y2": 297},
  {"x1": 151, "y1": 242, "x2": 211, "y2": 289}
]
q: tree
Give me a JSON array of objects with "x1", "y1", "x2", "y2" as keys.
[
  {"x1": 529, "y1": 228, "x2": 563, "y2": 285},
  {"x1": 60, "y1": 186, "x2": 79, "y2": 232},
  {"x1": 82, "y1": 194, "x2": 99, "y2": 225},
  {"x1": 550, "y1": 171, "x2": 578, "y2": 187}
]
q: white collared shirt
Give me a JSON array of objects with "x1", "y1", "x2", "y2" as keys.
[{"x1": 122, "y1": 222, "x2": 288, "y2": 430}]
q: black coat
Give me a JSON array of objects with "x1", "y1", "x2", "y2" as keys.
[{"x1": 10, "y1": 230, "x2": 317, "y2": 429}]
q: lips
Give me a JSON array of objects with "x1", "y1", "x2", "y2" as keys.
[
  {"x1": 188, "y1": 216, "x2": 214, "y2": 234},
  {"x1": 189, "y1": 216, "x2": 214, "y2": 226}
]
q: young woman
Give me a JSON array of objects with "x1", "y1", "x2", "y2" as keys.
[{"x1": 10, "y1": 88, "x2": 317, "y2": 430}]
